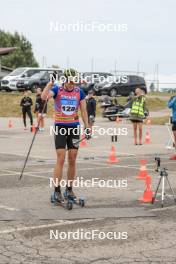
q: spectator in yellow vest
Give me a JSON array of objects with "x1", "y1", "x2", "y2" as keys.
[{"x1": 130, "y1": 88, "x2": 148, "y2": 145}]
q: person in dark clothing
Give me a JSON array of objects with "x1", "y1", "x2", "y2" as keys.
[
  {"x1": 20, "y1": 91, "x2": 33, "y2": 131},
  {"x1": 34, "y1": 87, "x2": 47, "y2": 131},
  {"x1": 86, "y1": 90, "x2": 96, "y2": 127},
  {"x1": 168, "y1": 95, "x2": 176, "y2": 149}
]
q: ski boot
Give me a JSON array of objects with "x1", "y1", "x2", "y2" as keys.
[
  {"x1": 51, "y1": 191, "x2": 73, "y2": 210},
  {"x1": 64, "y1": 186, "x2": 85, "y2": 207},
  {"x1": 51, "y1": 190, "x2": 64, "y2": 203}
]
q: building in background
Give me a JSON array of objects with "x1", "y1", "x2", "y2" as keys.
[
  {"x1": 0, "y1": 65, "x2": 12, "y2": 80},
  {"x1": 0, "y1": 47, "x2": 17, "y2": 80}
]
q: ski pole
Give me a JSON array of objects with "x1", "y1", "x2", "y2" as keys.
[
  {"x1": 19, "y1": 98, "x2": 48, "y2": 180},
  {"x1": 74, "y1": 136, "x2": 86, "y2": 145},
  {"x1": 74, "y1": 128, "x2": 92, "y2": 145}
]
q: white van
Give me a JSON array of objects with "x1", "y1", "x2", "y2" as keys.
[{"x1": 0, "y1": 67, "x2": 62, "y2": 91}]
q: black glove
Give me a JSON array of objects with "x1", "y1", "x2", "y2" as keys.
[
  {"x1": 50, "y1": 71, "x2": 57, "y2": 83},
  {"x1": 84, "y1": 127, "x2": 91, "y2": 140},
  {"x1": 89, "y1": 115, "x2": 95, "y2": 124}
]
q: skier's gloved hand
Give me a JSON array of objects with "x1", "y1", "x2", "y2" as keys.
[
  {"x1": 49, "y1": 71, "x2": 57, "y2": 85},
  {"x1": 51, "y1": 71, "x2": 57, "y2": 82},
  {"x1": 84, "y1": 127, "x2": 91, "y2": 140}
]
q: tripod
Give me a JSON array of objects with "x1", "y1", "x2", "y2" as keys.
[{"x1": 152, "y1": 168, "x2": 176, "y2": 207}]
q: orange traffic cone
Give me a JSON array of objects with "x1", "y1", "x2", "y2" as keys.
[
  {"x1": 80, "y1": 135, "x2": 87, "y2": 147},
  {"x1": 107, "y1": 146, "x2": 119, "y2": 163},
  {"x1": 136, "y1": 160, "x2": 148, "y2": 179},
  {"x1": 8, "y1": 120, "x2": 13, "y2": 128},
  {"x1": 146, "y1": 118, "x2": 151, "y2": 125},
  {"x1": 139, "y1": 175, "x2": 153, "y2": 203},
  {"x1": 31, "y1": 125, "x2": 36, "y2": 133},
  {"x1": 145, "y1": 130, "x2": 151, "y2": 144},
  {"x1": 116, "y1": 116, "x2": 122, "y2": 123},
  {"x1": 170, "y1": 154, "x2": 176, "y2": 160}
]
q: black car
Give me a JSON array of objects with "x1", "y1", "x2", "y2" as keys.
[
  {"x1": 96, "y1": 75, "x2": 147, "y2": 97},
  {"x1": 17, "y1": 70, "x2": 62, "y2": 92},
  {"x1": 80, "y1": 72, "x2": 113, "y2": 94}
]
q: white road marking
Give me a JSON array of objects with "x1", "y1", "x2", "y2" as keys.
[
  {"x1": 0, "y1": 152, "x2": 52, "y2": 160},
  {"x1": 80, "y1": 148, "x2": 135, "y2": 156},
  {"x1": 0, "y1": 169, "x2": 52, "y2": 174},
  {"x1": 0, "y1": 169, "x2": 47, "y2": 179},
  {"x1": 25, "y1": 174, "x2": 48, "y2": 179},
  {"x1": 151, "y1": 205, "x2": 176, "y2": 211},
  {"x1": 0, "y1": 172, "x2": 15, "y2": 176},
  {"x1": 90, "y1": 161, "x2": 141, "y2": 171},
  {"x1": 0, "y1": 205, "x2": 19, "y2": 211},
  {"x1": 1, "y1": 162, "x2": 175, "y2": 183},
  {"x1": 0, "y1": 166, "x2": 114, "y2": 178},
  {"x1": 0, "y1": 218, "x2": 101, "y2": 234},
  {"x1": 0, "y1": 151, "x2": 27, "y2": 157},
  {"x1": 91, "y1": 161, "x2": 176, "y2": 174}
]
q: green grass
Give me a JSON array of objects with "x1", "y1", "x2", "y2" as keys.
[
  {"x1": 150, "y1": 116, "x2": 170, "y2": 125},
  {"x1": 0, "y1": 92, "x2": 169, "y2": 123},
  {"x1": 116, "y1": 97, "x2": 167, "y2": 111},
  {"x1": 148, "y1": 91, "x2": 176, "y2": 97},
  {"x1": 0, "y1": 92, "x2": 54, "y2": 117},
  {"x1": 145, "y1": 98, "x2": 167, "y2": 111}
]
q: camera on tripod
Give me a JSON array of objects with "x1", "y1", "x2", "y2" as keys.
[
  {"x1": 153, "y1": 157, "x2": 176, "y2": 207},
  {"x1": 160, "y1": 168, "x2": 168, "y2": 177}
]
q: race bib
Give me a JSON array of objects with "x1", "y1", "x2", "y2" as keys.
[{"x1": 61, "y1": 98, "x2": 77, "y2": 115}]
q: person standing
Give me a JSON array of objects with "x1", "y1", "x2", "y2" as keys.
[
  {"x1": 168, "y1": 95, "x2": 176, "y2": 149},
  {"x1": 86, "y1": 90, "x2": 96, "y2": 128},
  {"x1": 34, "y1": 87, "x2": 47, "y2": 132},
  {"x1": 130, "y1": 88, "x2": 148, "y2": 145},
  {"x1": 20, "y1": 91, "x2": 33, "y2": 131},
  {"x1": 41, "y1": 68, "x2": 91, "y2": 202}
]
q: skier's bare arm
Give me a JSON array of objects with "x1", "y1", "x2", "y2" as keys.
[{"x1": 41, "y1": 82, "x2": 54, "y2": 100}]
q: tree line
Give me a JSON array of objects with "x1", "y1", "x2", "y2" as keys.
[{"x1": 0, "y1": 30, "x2": 39, "y2": 68}]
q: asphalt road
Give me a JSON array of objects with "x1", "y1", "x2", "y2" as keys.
[{"x1": 0, "y1": 117, "x2": 176, "y2": 264}]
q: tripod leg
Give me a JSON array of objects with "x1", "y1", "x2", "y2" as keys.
[
  {"x1": 166, "y1": 176, "x2": 176, "y2": 203},
  {"x1": 161, "y1": 176, "x2": 165, "y2": 208},
  {"x1": 164, "y1": 176, "x2": 167, "y2": 196},
  {"x1": 152, "y1": 176, "x2": 162, "y2": 204}
]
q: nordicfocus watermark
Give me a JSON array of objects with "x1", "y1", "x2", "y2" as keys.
[
  {"x1": 50, "y1": 125, "x2": 128, "y2": 138},
  {"x1": 50, "y1": 72, "x2": 128, "y2": 85},
  {"x1": 50, "y1": 229, "x2": 128, "y2": 240},
  {"x1": 49, "y1": 177, "x2": 127, "y2": 189},
  {"x1": 50, "y1": 21, "x2": 128, "y2": 33}
]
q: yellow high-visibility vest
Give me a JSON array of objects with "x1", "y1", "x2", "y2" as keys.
[{"x1": 131, "y1": 97, "x2": 145, "y2": 117}]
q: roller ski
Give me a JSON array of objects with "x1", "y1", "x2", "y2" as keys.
[
  {"x1": 64, "y1": 186, "x2": 85, "y2": 208},
  {"x1": 51, "y1": 191, "x2": 73, "y2": 210}
]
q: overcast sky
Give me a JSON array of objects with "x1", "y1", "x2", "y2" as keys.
[{"x1": 0, "y1": 0, "x2": 176, "y2": 77}]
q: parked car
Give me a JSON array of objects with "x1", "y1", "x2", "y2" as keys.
[
  {"x1": 0, "y1": 67, "x2": 63, "y2": 92},
  {"x1": 17, "y1": 70, "x2": 62, "y2": 92},
  {"x1": 80, "y1": 72, "x2": 113, "y2": 94},
  {"x1": 95, "y1": 75, "x2": 147, "y2": 97}
]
